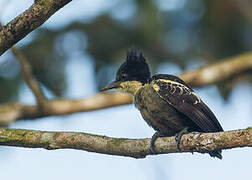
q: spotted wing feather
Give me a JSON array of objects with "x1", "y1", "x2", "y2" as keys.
[{"x1": 152, "y1": 74, "x2": 223, "y2": 133}]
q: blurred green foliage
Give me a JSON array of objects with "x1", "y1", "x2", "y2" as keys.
[{"x1": 0, "y1": 0, "x2": 252, "y2": 103}]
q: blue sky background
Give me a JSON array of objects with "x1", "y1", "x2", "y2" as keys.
[{"x1": 0, "y1": 0, "x2": 251, "y2": 179}]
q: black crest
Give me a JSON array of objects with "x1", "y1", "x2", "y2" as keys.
[{"x1": 116, "y1": 50, "x2": 151, "y2": 83}]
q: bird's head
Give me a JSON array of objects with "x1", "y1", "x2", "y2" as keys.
[{"x1": 100, "y1": 50, "x2": 151, "y2": 95}]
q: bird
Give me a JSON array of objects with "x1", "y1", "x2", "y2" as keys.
[{"x1": 100, "y1": 50, "x2": 224, "y2": 159}]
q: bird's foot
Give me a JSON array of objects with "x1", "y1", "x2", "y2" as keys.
[
  {"x1": 191, "y1": 131, "x2": 203, "y2": 138},
  {"x1": 175, "y1": 127, "x2": 189, "y2": 151},
  {"x1": 150, "y1": 131, "x2": 165, "y2": 154}
]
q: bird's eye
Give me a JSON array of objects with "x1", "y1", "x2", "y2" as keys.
[{"x1": 121, "y1": 74, "x2": 127, "y2": 79}]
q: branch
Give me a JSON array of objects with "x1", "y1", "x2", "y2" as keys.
[
  {"x1": 180, "y1": 52, "x2": 252, "y2": 87},
  {"x1": 0, "y1": 92, "x2": 132, "y2": 126},
  {"x1": 0, "y1": 127, "x2": 251, "y2": 158},
  {"x1": 0, "y1": 20, "x2": 47, "y2": 109},
  {"x1": 0, "y1": 0, "x2": 72, "y2": 56},
  {"x1": 0, "y1": 52, "x2": 252, "y2": 125},
  {"x1": 11, "y1": 47, "x2": 47, "y2": 105}
]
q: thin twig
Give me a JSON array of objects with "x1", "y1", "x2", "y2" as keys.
[
  {"x1": 0, "y1": 22, "x2": 47, "y2": 106},
  {"x1": 11, "y1": 47, "x2": 47, "y2": 105},
  {"x1": 0, "y1": 127, "x2": 251, "y2": 158}
]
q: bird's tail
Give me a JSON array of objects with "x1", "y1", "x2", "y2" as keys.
[{"x1": 209, "y1": 150, "x2": 222, "y2": 160}]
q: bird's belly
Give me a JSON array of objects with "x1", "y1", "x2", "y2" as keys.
[{"x1": 134, "y1": 86, "x2": 188, "y2": 135}]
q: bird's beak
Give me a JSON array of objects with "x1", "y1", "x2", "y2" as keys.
[{"x1": 100, "y1": 81, "x2": 122, "y2": 92}]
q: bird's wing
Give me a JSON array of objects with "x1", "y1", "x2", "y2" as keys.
[{"x1": 152, "y1": 75, "x2": 223, "y2": 132}]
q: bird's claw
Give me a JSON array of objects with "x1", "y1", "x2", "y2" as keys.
[
  {"x1": 149, "y1": 145, "x2": 157, "y2": 155},
  {"x1": 149, "y1": 131, "x2": 165, "y2": 154},
  {"x1": 175, "y1": 127, "x2": 189, "y2": 151}
]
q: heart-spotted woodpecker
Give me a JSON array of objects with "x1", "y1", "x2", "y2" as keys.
[{"x1": 100, "y1": 50, "x2": 224, "y2": 159}]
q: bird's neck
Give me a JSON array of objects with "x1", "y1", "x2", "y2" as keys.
[{"x1": 118, "y1": 81, "x2": 144, "y2": 95}]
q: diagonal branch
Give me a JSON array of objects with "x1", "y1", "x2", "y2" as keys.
[
  {"x1": 1, "y1": 21, "x2": 47, "y2": 108},
  {"x1": 11, "y1": 47, "x2": 47, "y2": 105},
  {"x1": 180, "y1": 52, "x2": 252, "y2": 87},
  {"x1": 0, "y1": 0, "x2": 72, "y2": 56},
  {"x1": 0, "y1": 52, "x2": 252, "y2": 126},
  {"x1": 0, "y1": 127, "x2": 251, "y2": 158}
]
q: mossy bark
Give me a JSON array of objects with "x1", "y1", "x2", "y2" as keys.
[
  {"x1": 0, "y1": 128, "x2": 251, "y2": 159},
  {"x1": 0, "y1": 0, "x2": 72, "y2": 55}
]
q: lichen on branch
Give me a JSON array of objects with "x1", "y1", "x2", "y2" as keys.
[{"x1": 0, "y1": 127, "x2": 251, "y2": 158}]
